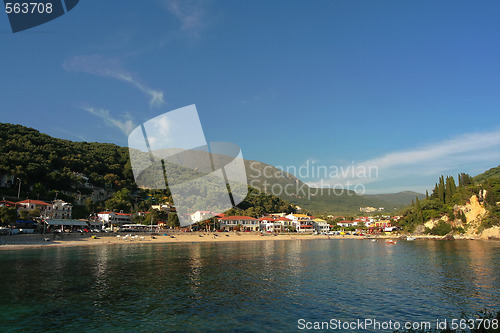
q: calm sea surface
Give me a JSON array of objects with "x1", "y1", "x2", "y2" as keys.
[{"x1": 0, "y1": 239, "x2": 499, "y2": 332}]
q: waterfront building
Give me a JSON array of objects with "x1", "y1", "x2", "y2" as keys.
[
  {"x1": 285, "y1": 214, "x2": 314, "y2": 232},
  {"x1": 218, "y1": 216, "x2": 259, "y2": 231},
  {"x1": 97, "y1": 211, "x2": 133, "y2": 227},
  {"x1": 312, "y1": 218, "x2": 330, "y2": 233},
  {"x1": 259, "y1": 216, "x2": 283, "y2": 232}
]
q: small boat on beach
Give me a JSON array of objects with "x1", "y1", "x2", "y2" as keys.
[{"x1": 406, "y1": 236, "x2": 416, "y2": 241}]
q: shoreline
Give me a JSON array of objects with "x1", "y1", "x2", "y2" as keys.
[{"x1": 0, "y1": 232, "x2": 490, "y2": 251}]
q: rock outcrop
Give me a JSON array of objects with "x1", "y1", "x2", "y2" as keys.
[
  {"x1": 480, "y1": 226, "x2": 500, "y2": 240},
  {"x1": 454, "y1": 194, "x2": 487, "y2": 235}
]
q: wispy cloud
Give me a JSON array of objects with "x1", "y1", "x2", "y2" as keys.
[
  {"x1": 63, "y1": 55, "x2": 165, "y2": 107},
  {"x1": 158, "y1": 0, "x2": 207, "y2": 37},
  {"x1": 81, "y1": 106, "x2": 136, "y2": 135},
  {"x1": 307, "y1": 130, "x2": 500, "y2": 189}
]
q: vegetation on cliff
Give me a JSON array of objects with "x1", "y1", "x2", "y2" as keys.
[{"x1": 396, "y1": 168, "x2": 500, "y2": 234}]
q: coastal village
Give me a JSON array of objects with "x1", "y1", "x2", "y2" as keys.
[{"x1": 0, "y1": 197, "x2": 400, "y2": 236}]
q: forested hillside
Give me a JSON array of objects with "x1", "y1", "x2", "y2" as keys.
[
  {"x1": 0, "y1": 123, "x2": 296, "y2": 220},
  {"x1": 0, "y1": 123, "x2": 135, "y2": 195},
  {"x1": 396, "y1": 169, "x2": 500, "y2": 235}
]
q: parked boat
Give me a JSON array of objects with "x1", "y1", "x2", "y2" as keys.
[{"x1": 406, "y1": 236, "x2": 416, "y2": 241}]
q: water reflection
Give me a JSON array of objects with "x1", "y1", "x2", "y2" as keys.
[{"x1": 0, "y1": 240, "x2": 498, "y2": 332}]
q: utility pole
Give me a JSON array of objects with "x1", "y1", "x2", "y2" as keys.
[{"x1": 16, "y1": 177, "x2": 21, "y2": 198}]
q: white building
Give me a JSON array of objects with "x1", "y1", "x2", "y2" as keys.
[
  {"x1": 285, "y1": 214, "x2": 314, "y2": 233},
  {"x1": 259, "y1": 217, "x2": 283, "y2": 232},
  {"x1": 337, "y1": 221, "x2": 358, "y2": 228},
  {"x1": 218, "y1": 216, "x2": 259, "y2": 231},
  {"x1": 51, "y1": 200, "x2": 72, "y2": 219},
  {"x1": 16, "y1": 199, "x2": 52, "y2": 216},
  {"x1": 313, "y1": 218, "x2": 330, "y2": 233},
  {"x1": 275, "y1": 217, "x2": 293, "y2": 231},
  {"x1": 97, "y1": 211, "x2": 132, "y2": 227},
  {"x1": 152, "y1": 204, "x2": 171, "y2": 212}
]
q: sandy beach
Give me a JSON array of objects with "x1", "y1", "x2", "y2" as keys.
[
  {"x1": 0, "y1": 232, "x2": 351, "y2": 250},
  {"x1": 0, "y1": 231, "x2": 483, "y2": 250}
]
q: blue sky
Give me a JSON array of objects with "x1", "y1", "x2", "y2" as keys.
[{"x1": 1, "y1": 0, "x2": 499, "y2": 194}]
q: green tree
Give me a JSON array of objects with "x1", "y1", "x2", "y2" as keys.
[
  {"x1": 438, "y1": 176, "x2": 445, "y2": 203},
  {"x1": 167, "y1": 212, "x2": 180, "y2": 228},
  {"x1": 428, "y1": 220, "x2": 452, "y2": 236},
  {"x1": 105, "y1": 188, "x2": 132, "y2": 212},
  {"x1": 19, "y1": 210, "x2": 30, "y2": 220},
  {"x1": 415, "y1": 197, "x2": 423, "y2": 224},
  {"x1": 458, "y1": 173, "x2": 473, "y2": 187},
  {"x1": 29, "y1": 208, "x2": 41, "y2": 219},
  {"x1": 0, "y1": 207, "x2": 17, "y2": 226}
]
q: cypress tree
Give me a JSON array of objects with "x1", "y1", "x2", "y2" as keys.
[
  {"x1": 449, "y1": 176, "x2": 457, "y2": 197},
  {"x1": 438, "y1": 176, "x2": 445, "y2": 204},
  {"x1": 415, "y1": 197, "x2": 424, "y2": 223},
  {"x1": 445, "y1": 176, "x2": 452, "y2": 203},
  {"x1": 426, "y1": 190, "x2": 429, "y2": 200},
  {"x1": 431, "y1": 183, "x2": 439, "y2": 199}
]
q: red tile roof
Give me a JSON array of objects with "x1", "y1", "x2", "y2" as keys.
[
  {"x1": 97, "y1": 211, "x2": 131, "y2": 216},
  {"x1": 219, "y1": 216, "x2": 258, "y2": 221},
  {"x1": 17, "y1": 199, "x2": 51, "y2": 206},
  {"x1": 0, "y1": 200, "x2": 16, "y2": 207}
]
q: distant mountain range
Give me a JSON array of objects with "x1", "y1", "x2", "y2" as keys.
[{"x1": 245, "y1": 160, "x2": 425, "y2": 214}]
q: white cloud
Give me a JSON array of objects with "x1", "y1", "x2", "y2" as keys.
[
  {"x1": 63, "y1": 55, "x2": 165, "y2": 107},
  {"x1": 307, "y1": 130, "x2": 500, "y2": 189},
  {"x1": 159, "y1": 0, "x2": 206, "y2": 36},
  {"x1": 81, "y1": 106, "x2": 136, "y2": 135},
  {"x1": 359, "y1": 131, "x2": 500, "y2": 171}
]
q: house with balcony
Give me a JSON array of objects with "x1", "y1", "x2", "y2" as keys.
[
  {"x1": 16, "y1": 199, "x2": 52, "y2": 216},
  {"x1": 313, "y1": 218, "x2": 330, "y2": 233},
  {"x1": 218, "y1": 216, "x2": 259, "y2": 231},
  {"x1": 337, "y1": 221, "x2": 358, "y2": 228},
  {"x1": 259, "y1": 216, "x2": 283, "y2": 232},
  {"x1": 275, "y1": 217, "x2": 293, "y2": 231},
  {"x1": 51, "y1": 200, "x2": 72, "y2": 219},
  {"x1": 286, "y1": 214, "x2": 314, "y2": 233},
  {"x1": 97, "y1": 211, "x2": 132, "y2": 228}
]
